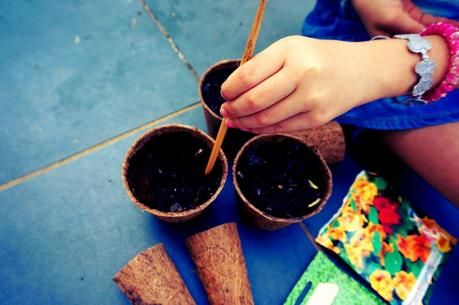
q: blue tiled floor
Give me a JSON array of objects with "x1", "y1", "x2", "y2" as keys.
[
  {"x1": 0, "y1": 108, "x2": 315, "y2": 305},
  {"x1": 0, "y1": 0, "x2": 197, "y2": 183},
  {"x1": 144, "y1": 0, "x2": 314, "y2": 74},
  {"x1": 1, "y1": 1, "x2": 458, "y2": 305}
]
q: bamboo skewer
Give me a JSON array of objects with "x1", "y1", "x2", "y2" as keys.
[{"x1": 205, "y1": 0, "x2": 267, "y2": 175}]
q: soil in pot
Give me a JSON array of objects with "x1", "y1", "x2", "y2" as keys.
[
  {"x1": 236, "y1": 137, "x2": 327, "y2": 219},
  {"x1": 200, "y1": 60, "x2": 255, "y2": 159},
  {"x1": 125, "y1": 131, "x2": 224, "y2": 213},
  {"x1": 201, "y1": 62, "x2": 236, "y2": 117}
]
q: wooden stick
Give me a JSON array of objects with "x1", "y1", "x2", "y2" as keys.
[
  {"x1": 205, "y1": 0, "x2": 267, "y2": 175},
  {"x1": 240, "y1": 0, "x2": 267, "y2": 65},
  {"x1": 205, "y1": 119, "x2": 228, "y2": 175}
]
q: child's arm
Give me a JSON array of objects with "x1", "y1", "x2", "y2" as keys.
[{"x1": 220, "y1": 35, "x2": 451, "y2": 134}]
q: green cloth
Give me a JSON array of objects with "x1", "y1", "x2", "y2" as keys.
[{"x1": 284, "y1": 252, "x2": 385, "y2": 305}]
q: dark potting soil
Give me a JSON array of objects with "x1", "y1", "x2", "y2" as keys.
[
  {"x1": 126, "y1": 131, "x2": 224, "y2": 213},
  {"x1": 236, "y1": 137, "x2": 326, "y2": 219},
  {"x1": 201, "y1": 62, "x2": 238, "y2": 116}
]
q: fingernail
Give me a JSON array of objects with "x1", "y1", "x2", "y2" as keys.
[
  {"x1": 220, "y1": 89, "x2": 227, "y2": 100},
  {"x1": 225, "y1": 120, "x2": 235, "y2": 128},
  {"x1": 220, "y1": 106, "x2": 228, "y2": 117}
]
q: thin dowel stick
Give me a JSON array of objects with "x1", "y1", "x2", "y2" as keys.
[
  {"x1": 240, "y1": 0, "x2": 267, "y2": 65},
  {"x1": 205, "y1": 0, "x2": 267, "y2": 175}
]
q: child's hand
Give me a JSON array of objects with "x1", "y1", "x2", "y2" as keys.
[
  {"x1": 351, "y1": 0, "x2": 459, "y2": 37},
  {"x1": 220, "y1": 36, "x2": 389, "y2": 133}
]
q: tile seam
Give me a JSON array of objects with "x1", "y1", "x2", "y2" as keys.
[
  {"x1": 0, "y1": 102, "x2": 201, "y2": 192},
  {"x1": 140, "y1": 0, "x2": 200, "y2": 81}
]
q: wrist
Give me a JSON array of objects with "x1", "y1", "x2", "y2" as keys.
[
  {"x1": 367, "y1": 36, "x2": 449, "y2": 99},
  {"x1": 337, "y1": 41, "x2": 397, "y2": 106}
]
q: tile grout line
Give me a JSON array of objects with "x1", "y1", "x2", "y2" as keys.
[
  {"x1": 0, "y1": 102, "x2": 201, "y2": 192},
  {"x1": 1, "y1": 0, "x2": 204, "y2": 192},
  {"x1": 140, "y1": 0, "x2": 200, "y2": 82}
]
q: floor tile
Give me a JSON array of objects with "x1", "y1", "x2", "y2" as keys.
[
  {"x1": 0, "y1": 0, "x2": 198, "y2": 183},
  {"x1": 0, "y1": 107, "x2": 316, "y2": 305},
  {"x1": 144, "y1": 0, "x2": 315, "y2": 74}
]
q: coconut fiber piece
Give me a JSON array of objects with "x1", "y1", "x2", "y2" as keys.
[
  {"x1": 186, "y1": 223, "x2": 254, "y2": 305},
  {"x1": 286, "y1": 121, "x2": 345, "y2": 164},
  {"x1": 113, "y1": 243, "x2": 196, "y2": 305}
]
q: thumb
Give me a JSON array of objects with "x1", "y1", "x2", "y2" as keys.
[{"x1": 383, "y1": 13, "x2": 424, "y2": 34}]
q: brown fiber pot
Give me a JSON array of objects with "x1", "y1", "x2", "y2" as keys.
[
  {"x1": 122, "y1": 124, "x2": 228, "y2": 223},
  {"x1": 199, "y1": 59, "x2": 255, "y2": 160},
  {"x1": 285, "y1": 121, "x2": 345, "y2": 164},
  {"x1": 199, "y1": 59, "x2": 346, "y2": 163},
  {"x1": 233, "y1": 134, "x2": 332, "y2": 230}
]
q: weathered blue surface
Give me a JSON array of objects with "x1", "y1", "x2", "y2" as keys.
[
  {"x1": 144, "y1": 0, "x2": 314, "y2": 74},
  {"x1": 0, "y1": 108, "x2": 315, "y2": 305},
  {"x1": 0, "y1": 0, "x2": 197, "y2": 183}
]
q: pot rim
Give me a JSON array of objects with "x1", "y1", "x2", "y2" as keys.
[
  {"x1": 122, "y1": 123, "x2": 228, "y2": 218},
  {"x1": 198, "y1": 58, "x2": 241, "y2": 121},
  {"x1": 232, "y1": 133, "x2": 333, "y2": 224}
]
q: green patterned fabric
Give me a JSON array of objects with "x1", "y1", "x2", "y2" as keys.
[{"x1": 284, "y1": 252, "x2": 385, "y2": 305}]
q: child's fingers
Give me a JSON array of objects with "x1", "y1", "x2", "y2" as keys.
[
  {"x1": 220, "y1": 43, "x2": 284, "y2": 101},
  {"x1": 246, "y1": 110, "x2": 327, "y2": 134},
  {"x1": 383, "y1": 12, "x2": 424, "y2": 34},
  {"x1": 220, "y1": 67, "x2": 296, "y2": 118},
  {"x1": 225, "y1": 92, "x2": 311, "y2": 129}
]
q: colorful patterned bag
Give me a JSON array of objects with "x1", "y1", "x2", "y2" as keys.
[{"x1": 317, "y1": 171, "x2": 457, "y2": 305}]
